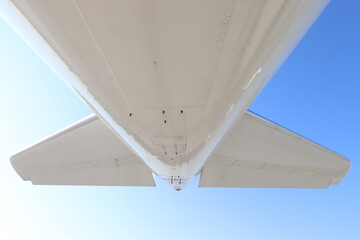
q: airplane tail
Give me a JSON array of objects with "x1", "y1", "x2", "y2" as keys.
[
  {"x1": 200, "y1": 111, "x2": 350, "y2": 188},
  {"x1": 11, "y1": 115, "x2": 156, "y2": 186}
]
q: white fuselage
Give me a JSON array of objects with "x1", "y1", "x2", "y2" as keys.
[{"x1": 0, "y1": 0, "x2": 329, "y2": 189}]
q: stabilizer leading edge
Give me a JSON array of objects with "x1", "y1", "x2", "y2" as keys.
[
  {"x1": 200, "y1": 111, "x2": 350, "y2": 188},
  {"x1": 11, "y1": 115, "x2": 156, "y2": 186}
]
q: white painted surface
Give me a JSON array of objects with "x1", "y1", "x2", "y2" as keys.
[
  {"x1": 11, "y1": 115, "x2": 155, "y2": 186},
  {"x1": 200, "y1": 112, "x2": 350, "y2": 188},
  {"x1": 2, "y1": 0, "x2": 349, "y2": 190}
]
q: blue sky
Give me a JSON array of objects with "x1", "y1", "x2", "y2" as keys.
[{"x1": 0, "y1": 1, "x2": 359, "y2": 239}]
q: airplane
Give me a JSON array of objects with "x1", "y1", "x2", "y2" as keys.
[{"x1": 1, "y1": 0, "x2": 350, "y2": 191}]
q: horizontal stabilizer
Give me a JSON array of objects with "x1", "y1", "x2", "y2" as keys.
[
  {"x1": 200, "y1": 111, "x2": 350, "y2": 188},
  {"x1": 11, "y1": 115, "x2": 155, "y2": 186}
]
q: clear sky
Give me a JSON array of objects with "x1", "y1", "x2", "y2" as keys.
[{"x1": 0, "y1": 1, "x2": 359, "y2": 239}]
